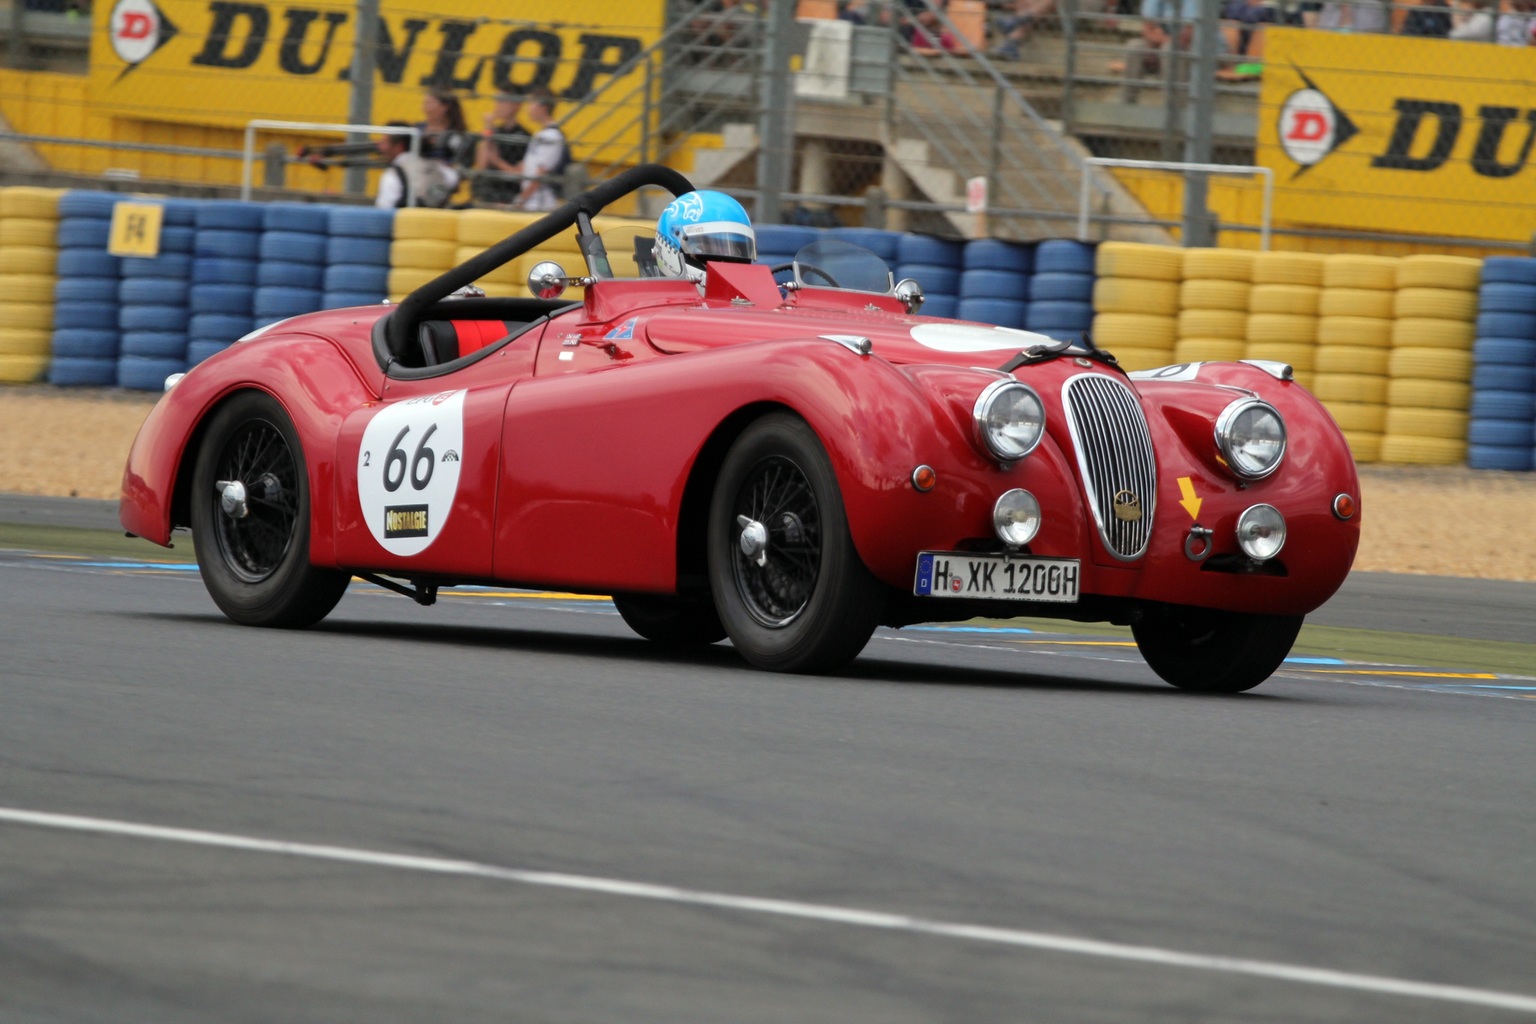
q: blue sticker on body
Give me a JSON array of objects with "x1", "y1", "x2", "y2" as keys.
[{"x1": 604, "y1": 317, "x2": 637, "y2": 340}]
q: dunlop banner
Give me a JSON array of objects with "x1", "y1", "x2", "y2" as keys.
[
  {"x1": 1258, "y1": 27, "x2": 1536, "y2": 243},
  {"x1": 90, "y1": 0, "x2": 663, "y2": 160}
]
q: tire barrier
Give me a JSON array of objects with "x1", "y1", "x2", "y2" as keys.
[
  {"x1": 9, "y1": 194, "x2": 1535, "y2": 473},
  {"x1": 1381, "y1": 255, "x2": 1479, "y2": 466},
  {"x1": 250, "y1": 202, "x2": 330, "y2": 330},
  {"x1": 1177, "y1": 247, "x2": 1258, "y2": 372},
  {"x1": 1093, "y1": 243, "x2": 1182, "y2": 370},
  {"x1": 324, "y1": 205, "x2": 395, "y2": 311},
  {"x1": 0, "y1": 187, "x2": 61, "y2": 382},
  {"x1": 1027, "y1": 241, "x2": 1093, "y2": 340},
  {"x1": 1468, "y1": 258, "x2": 1536, "y2": 471},
  {"x1": 1315, "y1": 255, "x2": 1399, "y2": 463}
]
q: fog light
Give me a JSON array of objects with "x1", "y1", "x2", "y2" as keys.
[
  {"x1": 993, "y1": 489, "x2": 1041, "y2": 547},
  {"x1": 1236, "y1": 503, "x2": 1286, "y2": 561}
]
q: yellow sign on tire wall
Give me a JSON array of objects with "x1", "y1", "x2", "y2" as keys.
[
  {"x1": 1259, "y1": 27, "x2": 1536, "y2": 244},
  {"x1": 88, "y1": 0, "x2": 662, "y2": 163}
]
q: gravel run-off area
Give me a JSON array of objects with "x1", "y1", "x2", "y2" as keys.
[{"x1": 4, "y1": 385, "x2": 1534, "y2": 582}]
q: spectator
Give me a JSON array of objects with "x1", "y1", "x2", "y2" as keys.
[
  {"x1": 374, "y1": 122, "x2": 461, "y2": 209},
  {"x1": 839, "y1": 0, "x2": 870, "y2": 23},
  {"x1": 1221, "y1": 0, "x2": 1276, "y2": 54},
  {"x1": 472, "y1": 93, "x2": 531, "y2": 206},
  {"x1": 1448, "y1": 0, "x2": 1496, "y2": 37},
  {"x1": 1115, "y1": 0, "x2": 1200, "y2": 97},
  {"x1": 991, "y1": 0, "x2": 1058, "y2": 58},
  {"x1": 418, "y1": 91, "x2": 472, "y2": 164},
  {"x1": 513, "y1": 90, "x2": 568, "y2": 212},
  {"x1": 1496, "y1": 0, "x2": 1532, "y2": 42},
  {"x1": 1401, "y1": 0, "x2": 1452, "y2": 35},
  {"x1": 1316, "y1": 0, "x2": 1389, "y2": 31},
  {"x1": 909, "y1": 1, "x2": 964, "y2": 52}
]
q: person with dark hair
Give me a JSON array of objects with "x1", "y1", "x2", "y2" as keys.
[
  {"x1": 473, "y1": 93, "x2": 531, "y2": 205},
  {"x1": 512, "y1": 90, "x2": 568, "y2": 211},
  {"x1": 418, "y1": 91, "x2": 471, "y2": 164}
]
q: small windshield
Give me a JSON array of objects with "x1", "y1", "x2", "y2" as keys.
[
  {"x1": 584, "y1": 225, "x2": 661, "y2": 280},
  {"x1": 792, "y1": 239, "x2": 893, "y2": 294}
]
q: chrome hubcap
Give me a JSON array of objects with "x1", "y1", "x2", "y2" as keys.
[
  {"x1": 217, "y1": 479, "x2": 249, "y2": 519},
  {"x1": 737, "y1": 515, "x2": 769, "y2": 567}
]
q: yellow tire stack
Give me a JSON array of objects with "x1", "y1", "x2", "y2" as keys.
[
  {"x1": 388, "y1": 209, "x2": 461, "y2": 301},
  {"x1": 1382, "y1": 254, "x2": 1482, "y2": 465},
  {"x1": 1175, "y1": 248, "x2": 1252, "y2": 365},
  {"x1": 0, "y1": 186, "x2": 63, "y2": 383},
  {"x1": 1233, "y1": 250, "x2": 1315, "y2": 388},
  {"x1": 1247, "y1": 252, "x2": 1325, "y2": 391},
  {"x1": 1315, "y1": 255, "x2": 1399, "y2": 463},
  {"x1": 456, "y1": 210, "x2": 542, "y2": 298},
  {"x1": 1091, "y1": 242, "x2": 1182, "y2": 371}
]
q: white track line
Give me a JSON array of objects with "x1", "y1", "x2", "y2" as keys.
[{"x1": 3, "y1": 807, "x2": 1534, "y2": 1014}]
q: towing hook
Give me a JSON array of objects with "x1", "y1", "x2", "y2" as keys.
[{"x1": 1184, "y1": 525, "x2": 1214, "y2": 562}]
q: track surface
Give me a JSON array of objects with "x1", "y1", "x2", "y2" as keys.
[{"x1": 1, "y1": 542, "x2": 1534, "y2": 1023}]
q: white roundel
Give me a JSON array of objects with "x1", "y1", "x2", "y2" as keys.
[
  {"x1": 1279, "y1": 89, "x2": 1336, "y2": 167},
  {"x1": 110, "y1": 0, "x2": 161, "y2": 65},
  {"x1": 357, "y1": 390, "x2": 466, "y2": 556},
  {"x1": 910, "y1": 323, "x2": 1053, "y2": 353}
]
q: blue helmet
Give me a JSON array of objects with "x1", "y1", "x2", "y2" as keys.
[{"x1": 653, "y1": 190, "x2": 756, "y2": 281}]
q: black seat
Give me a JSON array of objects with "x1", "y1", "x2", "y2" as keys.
[{"x1": 417, "y1": 321, "x2": 461, "y2": 366}]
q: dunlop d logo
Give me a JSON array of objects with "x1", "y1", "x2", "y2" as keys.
[
  {"x1": 384, "y1": 504, "x2": 429, "y2": 539},
  {"x1": 1112, "y1": 490, "x2": 1142, "y2": 523}
]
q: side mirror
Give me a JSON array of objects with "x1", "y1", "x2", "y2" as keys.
[
  {"x1": 893, "y1": 277, "x2": 925, "y2": 314},
  {"x1": 528, "y1": 260, "x2": 570, "y2": 300}
]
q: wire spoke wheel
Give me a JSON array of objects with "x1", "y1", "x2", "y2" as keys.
[
  {"x1": 707, "y1": 413, "x2": 886, "y2": 674},
  {"x1": 730, "y1": 455, "x2": 822, "y2": 628},
  {"x1": 212, "y1": 420, "x2": 300, "y2": 583},
  {"x1": 190, "y1": 391, "x2": 350, "y2": 629}
]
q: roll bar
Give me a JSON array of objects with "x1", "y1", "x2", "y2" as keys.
[{"x1": 383, "y1": 163, "x2": 696, "y2": 361}]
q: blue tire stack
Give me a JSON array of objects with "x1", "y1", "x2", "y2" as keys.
[
  {"x1": 958, "y1": 239, "x2": 1032, "y2": 329},
  {"x1": 1025, "y1": 239, "x2": 1095, "y2": 342},
  {"x1": 896, "y1": 234, "x2": 964, "y2": 320},
  {"x1": 117, "y1": 199, "x2": 197, "y2": 390},
  {"x1": 49, "y1": 191, "x2": 120, "y2": 386},
  {"x1": 323, "y1": 206, "x2": 394, "y2": 309},
  {"x1": 255, "y1": 202, "x2": 328, "y2": 329},
  {"x1": 1468, "y1": 257, "x2": 1536, "y2": 472},
  {"x1": 187, "y1": 200, "x2": 262, "y2": 371}
]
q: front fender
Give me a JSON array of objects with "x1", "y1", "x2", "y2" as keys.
[{"x1": 118, "y1": 331, "x2": 376, "y2": 565}]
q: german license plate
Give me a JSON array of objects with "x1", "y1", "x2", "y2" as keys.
[{"x1": 913, "y1": 552, "x2": 1080, "y2": 603}]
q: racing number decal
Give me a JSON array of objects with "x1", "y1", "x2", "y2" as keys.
[{"x1": 357, "y1": 390, "x2": 466, "y2": 556}]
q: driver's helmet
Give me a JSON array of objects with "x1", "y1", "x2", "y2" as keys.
[{"x1": 653, "y1": 190, "x2": 756, "y2": 282}]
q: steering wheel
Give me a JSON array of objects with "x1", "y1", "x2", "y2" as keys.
[{"x1": 770, "y1": 262, "x2": 840, "y2": 288}]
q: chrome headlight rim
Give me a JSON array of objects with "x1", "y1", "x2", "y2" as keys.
[
  {"x1": 1236, "y1": 502, "x2": 1287, "y2": 561},
  {"x1": 972, "y1": 379, "x2": 1046, "y2": 465},
  {"x1": 1214, "y1": 398, "x2": 1287, "y2": 481}
]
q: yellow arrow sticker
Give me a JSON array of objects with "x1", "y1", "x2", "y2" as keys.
[{"x1": 1177, "y1": 477, "x2": 1202, "y2": 520}]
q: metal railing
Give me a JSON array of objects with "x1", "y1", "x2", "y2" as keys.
[{"x1": 1079, "y1": 157, "x2": 1273, "y2": 248}]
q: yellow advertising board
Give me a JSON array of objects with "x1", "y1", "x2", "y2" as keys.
[
  {"x1": 88, "y1": 0, "x2": 664, "y2": 162},
  {"x1": 1258, "y1": 27, "x2": 1536, "y2": 243}
]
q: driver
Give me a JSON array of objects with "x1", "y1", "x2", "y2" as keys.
[{"x1": 652, "y1": 190, "x2": 756, "y2": 282}]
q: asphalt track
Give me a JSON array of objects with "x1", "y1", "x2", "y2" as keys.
[{"x1": 1, "y1": 495, "x2": 1534, "y2": 1022}]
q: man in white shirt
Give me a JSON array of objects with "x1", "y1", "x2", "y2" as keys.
[{"x1": 514, "y1": 91, "x2": 568, "y2": 212}]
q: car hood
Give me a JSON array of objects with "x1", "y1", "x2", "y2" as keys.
[{"x1": 642, "y1": 305, "x2": 1062, "y2": 369}]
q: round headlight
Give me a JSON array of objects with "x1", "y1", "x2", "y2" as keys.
[
  {"x1": 1236, "y1": 503, "x2": 1286, "y2": 561},
  {"x1": 1215, "y1": 399, "x2": 1286, "y2": 479},
  {"x1": 973, "y1": 380, "x2": 1046, "y2": 463},
  {"x1": 993, "y1": 489, "x2": 1042, "y2": 547}
]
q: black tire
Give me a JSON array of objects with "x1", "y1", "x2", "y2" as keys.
[
  {"x1": 611, "y1": 593, "x2": 727, "y2": 646},
  {"x1": 707, "y1": 413, "x2": 885, "y2": 674},
  {"x1": 190, "y1": 391, "x2": 350, "y2": 628},
  {"x1": 1132, "y1": 604, "x2": 1303, "y2": 693}
]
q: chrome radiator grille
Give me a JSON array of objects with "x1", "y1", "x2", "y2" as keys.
[{"x1": 1061, "y1": 374, "x2": 1157, "y2": 560}]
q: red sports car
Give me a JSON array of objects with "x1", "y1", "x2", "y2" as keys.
[{"x1": 120, "y1": 165, "x2": 1361, "y2": 691}]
